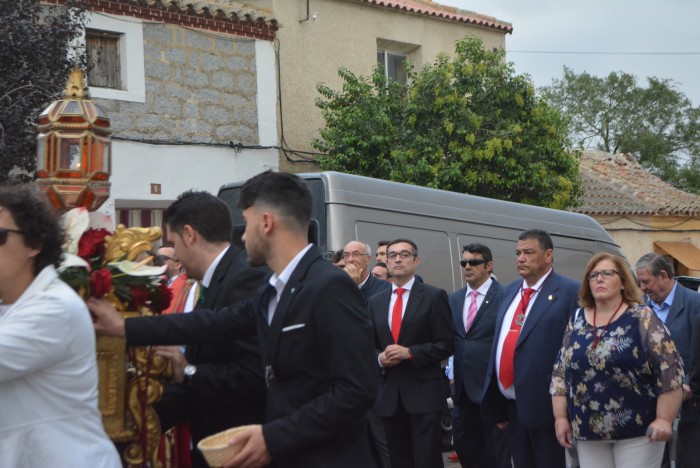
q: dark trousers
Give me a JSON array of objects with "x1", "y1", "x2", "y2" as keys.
[
  {"x1": 453, "y1": 392, "x2": 511, "y2": 468},
  {"x1": 368, "y1": 409, "x2": 391, "y2": 468},
  {"x1": 662, "y1": 420, "x2": 700, "y2": 468},
  {"x1": 383, "y1": 401, "x2": 443, "y2": 468},
  {"x1": 505, "y1": 400, "x2": 564, "y2": 468}
]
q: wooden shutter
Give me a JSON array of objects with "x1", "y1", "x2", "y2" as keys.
[{"x1": 86, "y1": 29, "x2": 121, "y2": 89}]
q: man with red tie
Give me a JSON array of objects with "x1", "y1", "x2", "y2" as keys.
[
  {"x1": 481, "y1": 230, "x2": 579, "y2": 468},
  {"x1": 368, "y1": 238, "x2": 454, "y2": 468}
]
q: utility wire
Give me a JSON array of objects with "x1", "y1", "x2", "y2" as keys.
[{"x1": 508, "y1": 50, "x2": 700, "y2": 55}]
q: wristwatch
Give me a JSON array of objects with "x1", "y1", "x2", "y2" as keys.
[{"x1": 183, "y1": 364, "x2": 197, "y2": 386}]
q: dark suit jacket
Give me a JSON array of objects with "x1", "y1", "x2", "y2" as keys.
[
  {"x1": 653, "y1": 283, "x2": 700, "y2": 422},
  {"x1": 369, "y1": 280, "x2": 454, "y2": 417},
  {"x1": 690, "y1": 313, "x2": 700, "y2": 400},
  {"x1": 449, "y1": 280, "x2": 502, "y2": 404},
  {"x1": 481, "y1": 271, "x2": 579, "y2": 430},
  {"x1": 360, "y1": 274, "x2": 391, "y2": 306},
  {"x1": 125, "y1": 247, "x2": 377, "y2": 468},
  {"x1": 185, "y1": 245, "x2": 268, "y2": 444}
]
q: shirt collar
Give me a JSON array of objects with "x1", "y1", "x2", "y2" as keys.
[
  {"x1": 201, "y1": 245, "x2": 229, "y2": 288},
  {"x1": 268, "y1": 244, "x2": 313, "y2": 291},
  {"x1": 466, "y1": 277, "x2": 493, "y2": 297},
  {"x1": 653, "y1": 281, "x2": 678, "y2": 310},
  {"x1": 392, "y1": 276, "x2": 416, "y2": 293},
  {"x1": 523, "y1": 268, "x2": 553, "y2": 291},
  {"x1": 358, "y1": 272, "x2": 370, "y2": 289}
]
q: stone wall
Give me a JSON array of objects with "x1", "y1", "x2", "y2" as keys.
[{"x1": 97, "y1": 23, "x2": 259, "y2": 145}]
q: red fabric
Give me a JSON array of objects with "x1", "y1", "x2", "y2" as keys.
[
  {"x1": 162, "y1": 273, "x2": 194, "y2": 315},
  {"x1": 391, "y1": 288, "x2": 405, "y2": 343},
  {"x1": 498, "y1": 288, "x2": 535, "y2": 389},
  {"x1": 157, "y1": 272, "x2": 195, "y2": 467}
]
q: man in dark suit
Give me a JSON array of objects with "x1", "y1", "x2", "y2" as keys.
[
  {"x1": 342, "y1": 240, "x2": 392, "y2": 468},
  {"x1": 449, "y1": 243, "x2": 510, "y2": 468},
  {"x1": 343, "y1": 240, "x2": 392, "y2": 304},
  {"x1": 90, "y1": 171, "x2": 377, "y2": 468},
  {"x1": 146, "y1": 191, "x2": 268, "y2": 468},
  {"x1": 481, "y1": 230, "x2": 579, "y2": 468},
  {"x1": 636, "y1": 253, "x2": 700, "y2": 468},
  {"x1": 369, "y1": 238, "x2": 454, "y2": 468}
]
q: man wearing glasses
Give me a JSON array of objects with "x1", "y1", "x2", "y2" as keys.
[
  {"x1": 369, "y1": 238, "x2": 454, "y2": 467},
  {"x1": 157, "y1": 245, "x2": 182, "y2": 285},
  {"x1": 342, "y1": 240, "x2": 392, "y2": 468},
  {"x1": 636, "y1": 253, "x2": 700, "y2": 468},
  {"x1": 343, "y1": 241, "x2": 391, "y2": 305},
  {"x1": 449, "y1": 244, "x2": 510, "y2": 468}
]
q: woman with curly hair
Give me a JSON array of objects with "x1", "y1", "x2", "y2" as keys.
[
  {"x1": 550, "y1": 252, "x2": 683, "y2": 468},
  {"x1": 0, "y1": 182, "x2": 120, "y2": 467}
]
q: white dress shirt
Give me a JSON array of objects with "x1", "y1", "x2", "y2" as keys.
[
  {"x1": 495, "y1": 269, "x2": 552, "y2": 399},
  {"x1": 463, "y1": 277, "x2": 493, "y2": 330},
  {"x1": 0, "y1": 266, "x2": 121, "y2": 467},
  {"x1": 267, "y1": 244, "x2": 313, "y2": 324}
]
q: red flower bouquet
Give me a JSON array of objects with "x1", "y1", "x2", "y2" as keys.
[{"x1": 58, "y1": 208, "x2": 171, "y2": 313}]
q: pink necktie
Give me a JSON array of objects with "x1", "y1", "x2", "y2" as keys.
[{"x1": 465, "y1": 290, "x2": 479, "y2": 332}]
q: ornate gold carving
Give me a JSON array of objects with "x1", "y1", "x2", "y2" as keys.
[
  {"x1": 97, "y1": 317, "x2": 171, "y2": 465},
  {"x1": 103, "y1": 225, "x2": 163, "y2": 263}
]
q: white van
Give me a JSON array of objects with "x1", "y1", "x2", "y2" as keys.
[{"x1": 219, "y1": 171, "x2": 622, "y2": 292}]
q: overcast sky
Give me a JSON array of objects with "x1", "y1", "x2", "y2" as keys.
[{"x1": 441, "y1": 0, "x2": 700, "y2": 105}]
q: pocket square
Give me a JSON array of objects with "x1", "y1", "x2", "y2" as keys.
[{"x1": 282, "y1": 323, "x2": 305, "y2": 332}]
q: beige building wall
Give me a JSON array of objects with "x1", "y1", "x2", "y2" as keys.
[
  {"x1": 253, "y1": 0, "x2": 508, "y2": 171},
  {"x1": 597, "y1": 215, "x2": 700, "y2": 275}
]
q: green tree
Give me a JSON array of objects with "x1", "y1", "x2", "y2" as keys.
[
  {"x1": 0, "y1": 0, "x2": 86, "y2": 181},
  {"x1": 314, "y1": 37, "x2": 581, "y2": 209},
  {"x1": 542, "y1": 67, "x2": 700, "y2": 192}
]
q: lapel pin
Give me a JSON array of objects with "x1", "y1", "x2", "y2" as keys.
[
  {"x1": 485, "y1": 300, "x2": 489, "y2": 304},
  {"x1": 290, "y1": 287, "x2": 296, "y2": 294},
  {"x1": 548, "y1": 294, "x2": 553, "y2": 301}
]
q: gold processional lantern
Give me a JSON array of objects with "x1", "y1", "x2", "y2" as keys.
[
  {"x1": 36, "y1": 70, "x2": 168, "y2": 466},
  {"x1": 36, "y1": 68, "x2": 111, "y2": 211}
]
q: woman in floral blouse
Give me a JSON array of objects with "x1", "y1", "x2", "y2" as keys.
[{"x1": 550, "y1": 252, "x2": 684, "y2": 468}]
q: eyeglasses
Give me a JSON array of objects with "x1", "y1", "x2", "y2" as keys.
[
  {"x1": 460, "y1": 259, "x2": 487, "y2": 268},
  {"x1": 0, "y1": 227, "x2": 24, "y2": 246},
  {"x1": 156, "y1": 254, "x2": 177, "y2": 262},
  {"x1": 343, "y1": 251, "x2": 369, "y2": 258},
  {"x1": 387, "y1": 250, "x2": 416, "y2": 260},
  {"x1": 587, "y1": 269, "x2": 619, "y2": 281},
  {"x1": 342, "y1": 251, "x2": 370, "y2": 259}
]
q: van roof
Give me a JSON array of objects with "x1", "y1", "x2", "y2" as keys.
[{"x1": 220, "y1": 171, "x2": 618, "y2": 247}]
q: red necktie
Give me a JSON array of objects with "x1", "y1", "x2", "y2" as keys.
[
  {"x1": 391, "y1": 288, "x2": 405, "y2": 343},
  {"x1": 499, "y1": 288, "x2": 535, "y2": 389}
]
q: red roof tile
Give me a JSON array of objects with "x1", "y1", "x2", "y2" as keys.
[
  {"x1": 361, "y1": 0, "x2": 512, "y2": 33},
  {"x1": 572, "y1": 150, "x2": 700, "y2": 216}
]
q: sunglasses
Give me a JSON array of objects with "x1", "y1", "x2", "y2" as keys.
[
  {"x1": 0, "y1": 227, "x2": 23, "y2": 246},
  {"x1": 460, "y1": 259, "x2": 487, "y2": 268}
]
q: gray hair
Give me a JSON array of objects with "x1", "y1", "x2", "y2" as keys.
[{"x1": 635, "y1": 253, "x2": 675, "y2": 278}]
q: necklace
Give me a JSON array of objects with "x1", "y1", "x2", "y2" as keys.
[
  {"x1": 592, "y1": 301, "x2": 626, "y2": 349},
  {"x1": 514, "y1": 286, "x2": 539, "y2": 327}
]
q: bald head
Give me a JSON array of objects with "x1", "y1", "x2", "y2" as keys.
[{"x1": 343, "y1": 241, "x2": 372, "y2": 282}]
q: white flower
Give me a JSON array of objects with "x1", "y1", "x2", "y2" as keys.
[
  {"x1": 109, "y1": 260, "x2": 167, "y2": 277},
  {"x1": 61, "y1": 208, "x2": 90, "y2": 254}
]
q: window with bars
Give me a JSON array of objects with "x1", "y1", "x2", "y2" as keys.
[{"x1": 86, "y1": 29, "x2": 122, "y2": 90}]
